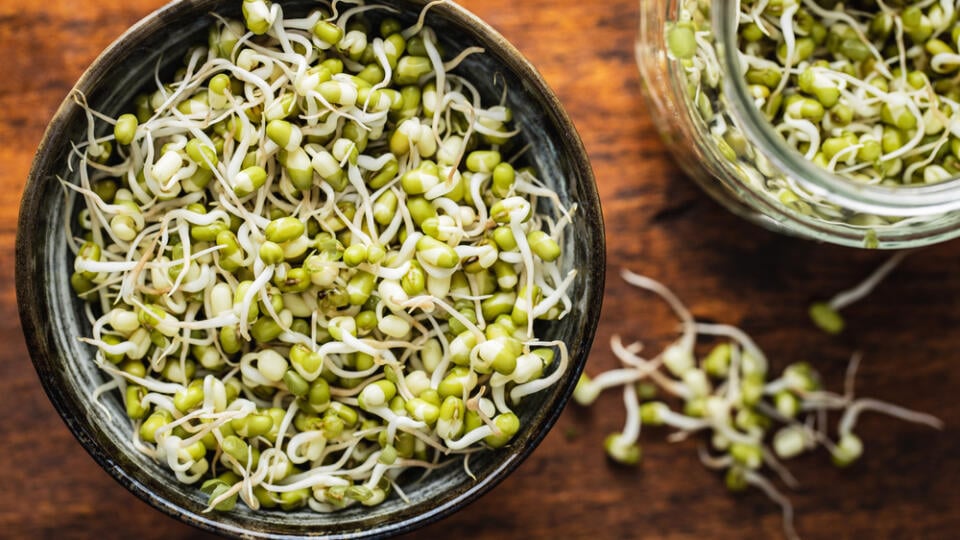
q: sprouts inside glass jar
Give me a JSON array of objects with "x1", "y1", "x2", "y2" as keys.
[{"x1": 638, "y1": 0, "x2": 960, "y2": 249}]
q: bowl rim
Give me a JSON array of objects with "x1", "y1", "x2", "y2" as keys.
[{"x1": 16, "y1": 0, "x2": 605, "y2": 538}]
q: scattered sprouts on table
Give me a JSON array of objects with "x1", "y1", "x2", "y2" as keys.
[
  {"x1": 808, "y1": 249, "x2": 909, "y2": 334},
  {"x1": 575, "y1": 269, "x2": 942, "y2": 540}
]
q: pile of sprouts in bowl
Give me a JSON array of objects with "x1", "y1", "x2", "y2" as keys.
[{"x1": 64, "y1": 0, "x2": 579, "y2": 514}]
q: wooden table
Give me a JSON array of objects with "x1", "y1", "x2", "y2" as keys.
[{"x1": 3, "y1": 1, "x2": 959, "y2": 538}]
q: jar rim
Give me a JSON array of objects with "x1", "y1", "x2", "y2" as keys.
[{"x1": 713, "y1": 1, "x2": 960, "y2": 217}]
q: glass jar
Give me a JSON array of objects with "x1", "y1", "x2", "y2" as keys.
[{"x1": 636, "y1": 0, "x2": 960, "y2": 249}]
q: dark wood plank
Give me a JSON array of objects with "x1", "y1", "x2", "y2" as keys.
[{"x1": 2, "y1": 1, "x2": 958, "y2": 539}]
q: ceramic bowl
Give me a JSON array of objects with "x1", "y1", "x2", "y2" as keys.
[{"x1": 16, "y1": 1, "x2": 604, "y2": 537}]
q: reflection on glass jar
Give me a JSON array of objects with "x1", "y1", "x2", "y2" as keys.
[{"x1": 636, "y1": 0, "x2": 960, "y2": 249}]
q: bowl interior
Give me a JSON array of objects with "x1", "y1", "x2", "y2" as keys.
[{"x1": 17, "y1": 0, "x2": 604, "y2": 537}]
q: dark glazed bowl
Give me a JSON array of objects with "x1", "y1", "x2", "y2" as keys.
[{"x1": 16, "y1": 0, "x2": 604, "y2": 538}]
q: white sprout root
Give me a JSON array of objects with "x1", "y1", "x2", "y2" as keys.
[{"x1": 827, "y1": 250, "x2": 910, "y2": 312}]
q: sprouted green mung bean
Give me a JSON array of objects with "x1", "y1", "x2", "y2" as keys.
[
  {"x1": 66, "y1": 0, "x2": 577, "y2": 513},
  {"x1": 666, "y1": 0, "x2": 960, "y2": 235},
  {"x1": 808, "y1": 250, "x2": 909, "y2": 334},
  {"x1": 575, "y1": 269, "x2": 941, "y2": 540}
]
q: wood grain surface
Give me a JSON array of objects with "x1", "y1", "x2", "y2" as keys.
[{"x1": 3, "y1": 1, "x2": 959, "y2": 539}]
